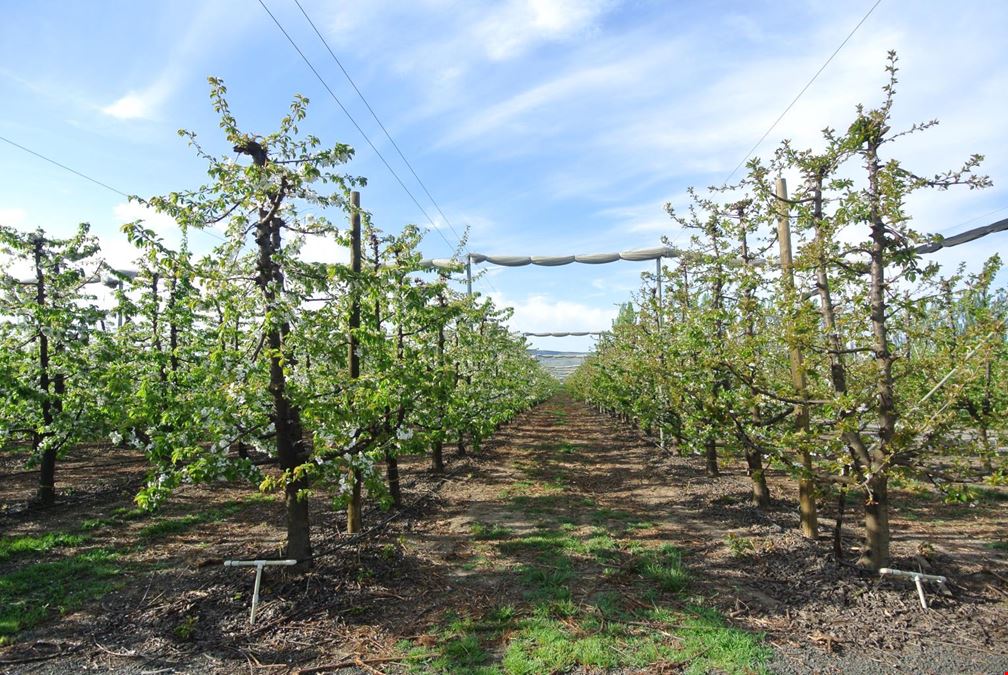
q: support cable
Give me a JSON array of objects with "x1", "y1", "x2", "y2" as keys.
[
  {"x1": 0, "y1": 134, "x2": 225, "y2": 243},
  {"x1": 290, "y1": 0, "x2": 466, "y2": 248},
  {"x1": 1, "y1": 134, "x2": 128, "y2": 197},
  {"x1": 256, "y1": 0, "x2": 460, "y2": 255},
  {"x1": 724, "y1": 0, "x2": 884, "y2": 182}
]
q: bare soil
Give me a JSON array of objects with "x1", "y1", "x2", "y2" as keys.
[{"x1": 1, "y1": 394, "x2": 1006, "y2": 674}]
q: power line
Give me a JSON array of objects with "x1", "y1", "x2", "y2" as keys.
[
  {"x1": 290, "y1": 0, "x2": 467, "y2": 249},
  {"x1": 0, "y1": 133, "x2": 228, "y2": 243},
  {"x1": 724, "y1": 0, "x2": 884, "y2": 182},
  {"x1": 256, "y1": 0, "x2": 461, "y2": 256},
  {"x1": 1, "y1": 133, "x2": 129, "y2": 197},
  {"x1": 940, "y1": 204, "x2": 1008, "y2": 234},
  {"x1": 476, "y1": 273, "x2": 499, "y2": 296}
]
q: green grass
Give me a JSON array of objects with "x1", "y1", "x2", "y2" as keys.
[
  {"x1": 676, "y1": 607, "x2": 773, "y2": 674},
  {"x1": 470, "y1": 522, "x2": 513, "y2": 540},
  {"x1": 0, "y1": 548, "x2": 124, "y2": 643},
  {"x1": 410, "y1": 512, "x2": 761, "y2": 673},
  {"x1": 591, "y1": 506, "x2": 636, "y2": 524},
  {"x1": 138, "y1": 502, "x2": 243, "y2": 540},
  {"x1": 505, "y1": 493, "x2": 573, "y2": 515},
  {"x1": 626, "y1": 519, "x2": 656, "y2": 532},
  {"x1": 112, "y1": 505, "x2": 150, "y2": 521},
  {"x1": 0, "y1": 490, "x2": 271, "y2": 645},
  {"x1": 985, "y1": 539, "x2": 1008, "y2": 552},
  {"x1": 726, "y1": 533, "x2": 756, "y2": 557},
  {"x1": 557, "y1": 441, "x2": 576, "y2": 454},
  {"x1": 80, "y1": 517, "x2": 115, "y2": 531},
  {"x1": 0, "y1": 532, "x2": 87, "y2": 563},
  {"x1": 637, "y1": 544, "x2": 689, "y2": 592}
]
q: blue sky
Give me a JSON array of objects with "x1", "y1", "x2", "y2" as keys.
[{"x1": 2, "y1": 0, "x2": 1006, "y2": 352}]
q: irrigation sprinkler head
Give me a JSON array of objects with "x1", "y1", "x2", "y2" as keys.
[{"x1": 224, "y1": 559, "x2": 298, "y2": 624}]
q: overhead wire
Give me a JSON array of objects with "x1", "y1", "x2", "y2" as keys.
[
  {"x1": 277, "y1": 1, "x2": 499, "y2": 296},
  {"x1": 0, "y1": 133, "x2": 226, "y2": 243},
  {"x1": 1, "y1": 133, "x2": 129, "y2": 197},
  {"x1": 723, "y1": 0, "x2": 884, "y2": 183},
  {"x1": 290, "y1": 0, "x2": 467, "y2": 249},
  {"x1": 940, "y1": 204, "x2": 1008, "y2": 234},
  {"x1": 256, "y1": 0, "x2": 461, "y2": 258}
]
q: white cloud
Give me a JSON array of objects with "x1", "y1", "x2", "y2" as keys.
[
  {"x1": 113, "y1": 201, "x2": 179, "y2": 234},
  {"x1": 95, "y1": 234, "x2": 143, "y2": 273},
  {"x1": 475, "y1": 0, "x2": 616, "y2": 61},
  {"x1": 102, "y1": 87, "x2": 169, "y2": 120},
  {"x1": 299, "y1": 234, "x2": 350, "y2": 265},
  {"x1": 0, "y1": 207, "x2": 27, "y2": 227},
  {"x1": 491, "y1": 291, "x2": 615, "y2": 334},
  {"x1": 486, "y1": 291, "x2": 615, "y2": 352},
  {"x1": 99, "y1": 1, "x2": 250, "y2": 121},
  {"x1": 326, "y1": 0, "x2": 616, "y2": 63},
  {"x1": 596, "y1": 200, "x2": 682, "y2": 235},
  {"x1": 438, "y1": 40, "x2": 680, "y2": 149}
]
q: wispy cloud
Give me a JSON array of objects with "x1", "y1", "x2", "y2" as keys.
[
  {"x1": 491, "y1": 291, "x2": 615, "y2": 334},
  {"x1": 325, "y1": 0, "x2": 616, "y2": 64},
  {"x1": 474, "y1": 0, "x2": 617, "y2": 62},
  {"x1": 113, "y1": 201, "x2": 179, "y2": 235},
  {"x1": 0, "y1": 207, "x2": 27, "y2": 227},
  {"x1": 102, "y1": 80, "x2": 176, "y2": 120},
  {"x1": 99, "y1": 2, "x2": 250, "y2": 121}
]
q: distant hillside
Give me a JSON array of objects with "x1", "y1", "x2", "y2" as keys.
[{"x1": 528, "y1": 349, "x2": 590, "y2": 380}]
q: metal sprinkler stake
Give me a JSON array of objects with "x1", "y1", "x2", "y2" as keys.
[
  {"x1": 878, "y1": 567, "x2": 948, "y2": 610},
  {"x1": 224, "y1": 559, "x2": 297, "y2": 624}
]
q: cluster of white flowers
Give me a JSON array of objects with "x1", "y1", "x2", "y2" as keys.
[{"x1": 337, "y1": 470, "x2": 353, "y2": 496}]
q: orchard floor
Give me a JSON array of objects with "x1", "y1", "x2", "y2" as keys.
[{"x1": 1, "y1": 393, "x2": 1006, "y2": 674}]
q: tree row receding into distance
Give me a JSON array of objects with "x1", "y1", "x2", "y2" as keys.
[
  {"x1": 568, "y1": 53, "x2": 1006, "y2": 572},
  {"x1": 0, "y1": 78, "x2": 556, "y2": 566}
]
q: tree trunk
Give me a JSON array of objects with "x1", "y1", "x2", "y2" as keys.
[
  {"x1": 347, "y1": 468, "x2": 363, "y2": 532},
  {"x1": 744, "y1": 448, "x2": 770, "y2": 508},
  {"x1": 255, "y1": 202, "x2": 312, "y2": 566},
  {"x1": 980, "y1": 357, "x2": 994, "y2": 475},
  {"x1": 705, "y1": 438, "x2": 719, "y2": 477},
  {"x1": 168, "y1": 275, "x2": 180, "y2": 374},
  {"x1": 833, "y1": 480, "x2": 847, "y2": 564},
  {"x1": 706, "y1": 223, "x2": 725, "y2": 480},
  {"x1": 861, "y1": 472, "x2": 890, "y2": 569},
  {"x1": 432, "y1": 439, "x2": 445, "y2": 474},
  {"x1": 776, "y1": 178, "x2": 817, "y2": 538},
  {"x1": 979, "y1": 426, "x2": 993, "y2": 475},
  {"x1": 861, "y1": 138, "x2": 894, "y2": 571},
  {"x1": 34, "y1": 239, "x2": 56, "y2": 506},
  {"x1": 385, "y1": 450, "x2": 402, "y2": 508},
  {"x1": 809, "y1": 169, "x2": 873, "y2": 555},
  {"x1": 346, "y1": 193, "x2": 363, "y2": 533},
  {"x1": 432, "y1": 290, "x2": 446, "y2": 474},
  {"x1": 738, "y1": 221, "x2": 770, "y2": 509}
]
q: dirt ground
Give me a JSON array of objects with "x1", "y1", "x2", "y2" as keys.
[{"x1": 1, "y1": 393, "x2": 1006, "y2": 674}]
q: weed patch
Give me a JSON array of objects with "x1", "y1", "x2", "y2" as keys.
[
  {"x1": 470, "y1": 522, "x2": 513, "y2": 540},
  {"x1": 139, "y1": 502, "x2": 242, "y2": 541},
  {"x1": 0, "y1": 532, "x2": 87, "y2": 563},
  {"x1": 0, "y1": 549, "x2": 124, "y2": 643}
]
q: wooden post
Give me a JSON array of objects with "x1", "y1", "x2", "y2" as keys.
[
  {"x1": 431, "y1": 285, "x2": 446, "y2": 474},
  {"x1": 466, "y1": 254, "x2": 472, "y2": 297},
  {"x1": 346, "y1": 191, "x2": 363, "y2": 534},
  {"x1": 655, "y1": 256, "x2": 663, "y2": 331},
  {"x1": 776, "y1": 177, "x2": 818, "y2": 539},
  {"x1": 655, "y1": 255, "x2": 665, "y2": 451},
  {"x1": 116, "y1": 279, "x2": 124, "y2": 329}
]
